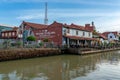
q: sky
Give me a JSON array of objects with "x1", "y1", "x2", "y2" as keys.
[{"x1": 0, "y1": 0, "x2": 120, "y2": 32}]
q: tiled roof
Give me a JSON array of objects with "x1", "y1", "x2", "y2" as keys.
[
  {"x1": 23, "y1": 21, "x2": 48, "y2": 29},
  {"x1": 85, "y1": 26, "x2": 94, "y2": 32},
  {"x1": 1, "y1": 27, "x2": 18, "y2": 32},
  {"x1": 22, "y1": 21, "x2": 92, "y2": 32},
  {"x1": 98, "y1": 33, "x2": 107, "y2": 40},
  {"x1": 48, "y1": 21, "x2": 63, "y2": 27},
  {"x1": 13, "y1": 27, "x2": 19, "y2": 30},
  {"x1": 1, "y1": 30, "x2": 16, "y2": 33},
  {"x1": 64, "y1": 23, "x2": 91, "y2": 32},
  {"x1": 102, "y1": 32, "x2": 119, "y2": 37}
]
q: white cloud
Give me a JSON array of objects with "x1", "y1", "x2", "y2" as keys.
[
  {"x1": 17, "y1": 13, "x2": 44, "y2": 20},
  {"x1": 16, "y1": 8, "x2": 120, "y2": 32},
  {"x1": 17, "y1": 9, "x2": 120, "y2": 20},
  {"x1": 95, "y1": 17, "x2": 120, "y2": 32}
]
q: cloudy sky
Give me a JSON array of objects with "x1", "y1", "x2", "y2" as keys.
[{"x1": 0, "y1": 0, "x2": 120, "y2": 32}]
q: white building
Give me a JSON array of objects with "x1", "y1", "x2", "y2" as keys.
[
  {"x1": 102, "y1": 32, "x2": 119, "y2": 43},
  {"x1": 62, "y1": 23, "x2": 96, "y2": 47}
]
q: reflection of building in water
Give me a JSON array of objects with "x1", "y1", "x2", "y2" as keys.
[
  {"x1": 0, "y1": 52, "x2": 120, "y2": 80},
  {"x1": 61, "y1": 55, "x2": 99, "y2": 80}
]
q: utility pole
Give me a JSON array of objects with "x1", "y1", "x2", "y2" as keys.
[{"x1": 44, "y1": 2, "x2": 48, "y2": 25}]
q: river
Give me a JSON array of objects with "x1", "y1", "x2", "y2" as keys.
[{"x1": 0, "y1": 50, "x2": 120, "y2": 80}]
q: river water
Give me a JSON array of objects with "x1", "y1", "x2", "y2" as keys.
[{"x1": 0, "y1": 51, "x2": 120, "y2": 80}]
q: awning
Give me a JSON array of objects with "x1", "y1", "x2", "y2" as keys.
[{"x1": 63, "y1": 35, "x2": 97, "y2": 41}]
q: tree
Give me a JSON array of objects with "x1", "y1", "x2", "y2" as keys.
[
  {"x1": 39, "y1": 42, "x2": 44, "y2": 47},
  {"x1": 27, "y1": 36, "x2": 36, "y2": 41},
  {"x1": 43, "y1": 38, "x2": 49, "y2": 42}
]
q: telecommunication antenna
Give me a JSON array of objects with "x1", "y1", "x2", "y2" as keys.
[{"x1": 44, "y1": 2, "x2": 48, "y2": 24}]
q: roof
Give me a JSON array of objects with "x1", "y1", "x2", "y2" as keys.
[
  {"x1": 85, "y1": 26, "x2": 94, "y2": 32},
  {"x1": 22, "y1": 21, "x2": 93, "y2": 32},
  {"x1": 64, "y1": 23, "x2": 91, "y2": 32},
  {"x1": 48, "y1": 21, "x2": 63, "y2": 27},
  {"x1": 102, "y1": 31, "x2": 119, "y2": 37},
  {"x1": 64, "y1": 35, "x2": 97, "y2": 41},
  {"x1": 23, "y1": 21, "x2": 48, "y2": 29},
  {"x1": 98, "y1": 33, "x2": 107, "y2": 40},
  {"x1": 13, "y1": 27, "x2": 19, "y2": 30},
  {"x1": 1, "y1": 27, "x2": 18, "y2": 33},
  {"x1": 1, "y1": 30, "x2": 16, "y2": 33}
]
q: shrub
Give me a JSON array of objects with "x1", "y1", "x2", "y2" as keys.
[{"x1": 27, "y1": 36, "x2": 36, "y2": 41}]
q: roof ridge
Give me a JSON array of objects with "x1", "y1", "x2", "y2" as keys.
[
  {"x1": 71, "y1": 23, "x2": 84, "y2": 27},
  {"x1": 23, "y1": 21, "x2": 48, "y2": 26}
]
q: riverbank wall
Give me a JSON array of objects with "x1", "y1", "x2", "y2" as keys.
[
  {"x1": 0, "y1": 48, "x2": 120, "y2": 62},
  {"x1": 65, "y1": 48, "x2": 120, "y2": 55},
  {"x1": 0, "y1": 48, "x2": 61, "y2": 61},
  {"x1": 81, "y1": 48, "x2": 120, "y2": 55}
]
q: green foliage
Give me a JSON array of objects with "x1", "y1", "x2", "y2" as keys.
[
  {"x1": 104, "y1": 41, "x2": 107, "y2": 46},
  {"x1": 16, "y1": 41, "x2": 22, "y2": 48},
  {"x1": 93, "y1": 30, "x2": 99, "y2": 35},
  {"x1": 27, "y1": 36, "x2": 36, "y2": 41},
  {"x1": 109, "y1": 43, "x2": 113, "y2": 47},
  {"x1": 39, "y1": 42, "x2": 43, "y2": 46},
  {"x1": 3, "y1": 40, "x2": 10, "y2": 48},
  {"x1": 43, "y1": 38, "x2": 49, "y2": 42}
]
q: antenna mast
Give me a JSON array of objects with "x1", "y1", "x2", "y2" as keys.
[{"x1": 44, "y1": 2, "x2": 48, "y2": 24}]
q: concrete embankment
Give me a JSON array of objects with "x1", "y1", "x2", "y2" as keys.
[
  {"x1": 0, "y1": 48, "x2": 61, "y2": 62},
  {"x1": 0, "y1": 48, "x2": 120, "y2": 62},
  {"x1": 81, "y1": 48, "x2": 120, "y2": 55},
  {"x1": 64, "y1": 48, "x2": 120, "y2": 55}
]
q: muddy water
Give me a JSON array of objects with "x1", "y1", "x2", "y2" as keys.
[{"x1": 0, "y1": 51, "x2": 120, "y2": 80}]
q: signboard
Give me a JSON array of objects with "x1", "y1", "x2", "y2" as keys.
[{"x1": 35, "y1": 30, "x2": 56, "y2": 38}]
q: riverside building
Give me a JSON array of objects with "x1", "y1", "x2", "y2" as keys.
[{"x1": 19, "y1": 21, "x2": 97, "y2": 47}]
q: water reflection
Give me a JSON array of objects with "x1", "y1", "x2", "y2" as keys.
[{"x1": 0, "y1": 51, "x2": 120, "y2": 80}]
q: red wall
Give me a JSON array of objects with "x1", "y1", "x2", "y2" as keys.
[
  {"x1": 1, "y1": 31, "x2": 17, "y2": 39},
  {"x1": 33, "y1": 24, "x2": 63, "y2": 46},
  {"x1": 47, "y1": 24, "x2": 63, "y2": 46}
]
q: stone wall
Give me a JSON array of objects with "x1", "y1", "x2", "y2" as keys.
[{"x1": 0, "y1": 48, "x2": 61, "y2": 61}]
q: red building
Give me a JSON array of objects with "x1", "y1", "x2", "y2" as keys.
[
  {"x1": 20, "y1": 21, "x2": 96, "y2": 47},
  {"x1": 1, "y1": 27, "x2": 22, "y2": 39}
]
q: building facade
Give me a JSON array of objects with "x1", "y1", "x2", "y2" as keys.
[
  {"x1": 1, "y1": 27, "x2": 22, "y2": 44},
  {"x1": 102, "y1": 32, "x2": 119, "y2": 43},
  {"x1": 0, "y1": 24, "x2": 13, "y2": 43},
  {"x1": 20, "y1": 21, "x2": 96, "y2": 47}
]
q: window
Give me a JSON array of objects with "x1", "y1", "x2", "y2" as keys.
[
  {"x1": 9, "y1": 32, "x2": 11, "y2": 37},
  {"x1": 12, "y1": 32, "x2": 15, "y2": 36},
  {"x1": 89, "y1": 32, "x2": 91, "y2": 37},
  {"x1": 2, "y1": 33, "x2": 4, "y2": 37},
  {"x1": 5, "y1": 33, "x2": 7, "y2": 37},
  {"x1": 76, "y1": 30, "x2": 78, "y2": 35},
  {"x1": 45, "y1": 30, "x2": 47, "y2": 32},
  {"x1": 67, "y1": 29, "x2": 70, "y2": 33},
  {"x1": 110, "y1": 36, "x2": 112, "y2": 38},
  {"x1": 83, "y1": 32, "x2": 85, "y2": 36},
  {"x1": 30, "y1": 30, "x2": 32, "y2": 35},
  {"x1": 63, "y1": 29, "x2": 66, "y2": 35}
]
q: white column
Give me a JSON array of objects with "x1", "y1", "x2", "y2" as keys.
[
  {"x1": 77, "y1": 40, "x2": 79, "y2": 45},
  {"x1": 67, "y1": 38, "x2": 70, "y2": 48}
]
